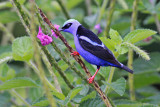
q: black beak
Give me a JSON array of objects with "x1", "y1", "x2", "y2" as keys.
[{"x1": 59, "y1": 28, "x2": 63, "y2": 32}]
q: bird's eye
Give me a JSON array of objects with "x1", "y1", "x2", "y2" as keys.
[{"x1": 62, "y1": 23, "x2": 72, "y2": 29}]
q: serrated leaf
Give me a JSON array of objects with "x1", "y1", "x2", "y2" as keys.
[
  {"x1": 109, "y1": 29, "x2": 123, "y2": 45},
  {"x1": 103, "y1": 77, "x2": 126, "y2": 96},
  {"x1": 0, "y1": 64, "x2": 15, "y2": 82},
  {"x1": 12, "y1": 37, "x2": 34, "y2": 61},
  {"x1": 63, "y1": 86, "x2": 83, "y2": 105},
  {"x1": 99, "y1": 37, "x2": 116, "y2": 52},
  {"x1": 0, "y1": 77, "x2": 39, "y2": 90},
  {"x1": 0, "y1": 52, "x2": 12, "y2": 65},
  {"x1": 79, "y1": 97, "x2": 105, "y2": 107},
  {"x1": 32, "y1": 97, "x2": 49, "y2": 106},
  {"x1": 124, "y1": 29, "x2": 156, "y2": 44},
  {"x1": 52, "y1": 91, "x2": 65, "y2": 100},
  {"x1": 80, "y1": 91, "x2": 96, "y2": 103}
]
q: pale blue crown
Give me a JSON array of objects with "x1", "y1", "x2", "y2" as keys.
[{"x1": 63, "y1": 19, "x2": 78, "y2": 26}]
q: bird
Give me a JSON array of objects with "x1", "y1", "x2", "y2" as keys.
[{"x1": 60, "y1": 19, "x2": 133, "y2": 83}]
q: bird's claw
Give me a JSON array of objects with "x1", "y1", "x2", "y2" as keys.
[
  {"x1": 71, "y1": 51, "x2": 80, "y2": 56},
  {"x1": 88, "y1": 77, "x2": 94, "y2": 84}
]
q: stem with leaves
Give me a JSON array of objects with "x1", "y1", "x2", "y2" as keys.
[
  {"x1": 128, "y1": 0, "x2": 138, "y2": 101},
  {"x1": 38, "y1": 8, "x2": 112, "y2": 107},
  {"x1": 56, "y1": 0, "x2": 70, "y2": 19},
  {"x1": 29, "y1": 0, "x2": 56, "y2": 106},
  {"x1": 105, "y1": 0, "x2": 116, "y2": 38}
]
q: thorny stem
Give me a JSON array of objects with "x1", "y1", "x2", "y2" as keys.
[
  {"x1": 29, "y1": 0, "x2": 56, "y2": 106},
  {"x1": 39, "y1": 8, "x2": 112, "y2": 107},
  {"x1": 41, "y1": 51, "x2": 62, "y2": 93},
  {"x1": 11, "y1": 0, "x2": 74, "y2": 90},
  {"x1": 10, "y1": 89, "x2": 31, "y2": 107},
  {"x1": 128, "y1": 0, "x2": 138, "y2": 101},
  {"x1": 105, "y1": 0, "x2": 116, "y2": 38},
  {"x1": 56, "y1": 0, "x2": 70, "y2": 19}
]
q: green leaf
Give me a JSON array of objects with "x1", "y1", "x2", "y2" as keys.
[
  {"x1": 117, "y1": 103, "x2": 159, "y2": 107},
  {"x1": 80, "y1": 91, "x2": 96, "y2": 103},
  {"x1": 32, "y1": 97, "x2": 49, "y2": 106},
  {"x1": 0, "y1": 11, "x2": 19, "y2": 24},
  {"x1": 133, "y1": 52, "x2": 160, "y2": 74},
  {"x1": 52, "y1": 91, "x2": 65, "y2": 100},
  {"x1": 0, "y1": 52, "x2": 12, "y2": 65},
  {"x1": 63, "y1": 86, "x2": 83, "y2": 105},
  {"x1": 109, "y1": 29, "x2": 123, "y2": 45},
  {"x1": 0, "y1": 77, "x2": 39, "y2": 90},
  {"x1": 12, "y1": 37, "x2": 34, "y2": 61},
  {"x1": 134, "y1": 73, "x2": 160, "y2": 88},
  {"x1": 124, "y1": 29, "x2": 156, "y2": 44},
  {"x1": 99, "y1": 37, "x2": 116, "y2": 52},
  {"x1": 79, "y1": 98, "x2": 105, "y2": 107},
  {"x1": 105, "y1": 77, "x2": 126, "y2": 96},
  {"x1": 0, "y1": 64, "x2": 15, "y2": 82}
]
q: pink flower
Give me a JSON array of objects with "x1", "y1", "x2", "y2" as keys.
[
  {"x1": 143, "y1": 36, "x2": 152, "y2": 42},
  {"x1": 94, "y1": 24, "x2": 102, "y2": 35},
  {"x1": 51, "y1": 24, "x2": 60, "y2": 38},
  {"x1": 37, "y1": 26, "x2": 53, "y2": 46}
]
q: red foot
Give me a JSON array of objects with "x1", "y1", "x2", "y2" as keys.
[
  {"x1": 71, "y1": 51, "x2": 80, "y2": 56},
  {"x1": 88, "y1": 77, "x2": 94, "y2": 84}
]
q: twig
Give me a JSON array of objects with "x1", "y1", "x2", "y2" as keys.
[
  {"x1": 39, "y1": 8, "x2": 112, "y2": 107},
  {"x1": 105, "y1": 0, "x2": 116, "y2": 38},
  {"x1": 56, "y1": 0, "x2": 70, "y2": 19},
  {"x1": 128, "y1": 0, "x2": 138, "y2": 101}
]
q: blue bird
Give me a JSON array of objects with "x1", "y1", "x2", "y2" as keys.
[{"x1": 60, "y1": 19, "x2": 133, "y2": 83}]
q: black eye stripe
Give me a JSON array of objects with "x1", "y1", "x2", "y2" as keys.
[{"x1": 62, "y1": 23, "x2": 72, "y2": 29}]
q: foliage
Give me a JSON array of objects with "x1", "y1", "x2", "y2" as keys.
[{"x1": 0, "y1": 0, "x2": 160, "y2": 107}]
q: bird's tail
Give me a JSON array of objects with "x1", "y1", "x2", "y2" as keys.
[{"x1": 121, "y1": 65, "x2": 133, "y2": 74}]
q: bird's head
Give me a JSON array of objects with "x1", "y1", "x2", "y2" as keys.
[{"x1": 60, "y1": 19, "x2": 81, "y2": 35}]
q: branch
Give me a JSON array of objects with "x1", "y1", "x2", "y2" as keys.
[{"x1": 38, "y1": 8, "x2": 112, "y2": 107}]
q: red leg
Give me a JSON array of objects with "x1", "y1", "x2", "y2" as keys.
[
  {"x1": 71, "y1": 51, "x2": 80, "y2": 56},
  {"x1": 88, "y1": 67, "x2": 100, "y2": 84}
]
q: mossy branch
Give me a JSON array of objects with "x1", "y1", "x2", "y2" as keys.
[{"x1": 38, "y1": 8, "x2": 112, "y2": 107}]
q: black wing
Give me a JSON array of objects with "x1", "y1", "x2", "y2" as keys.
[{"x1": 77, "y1": 26, "x2": 121, "y2": 66}]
